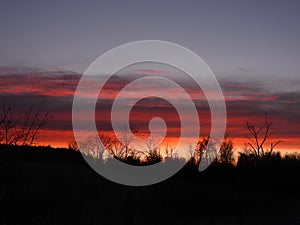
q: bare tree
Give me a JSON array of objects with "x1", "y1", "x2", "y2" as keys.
[
  {"x1": 218, "y1": 138, "x2": 234, "y2": 165},
  {"x1": 165, "y1": 143, "x2": 174, "y2": 159},
  {"x1": 118, "y1": 128, "x2": 135, "y2": 159},
  {"x1": 0, "y1": 101, "x2": 50, "y2": 146},
  {"x1": 106, "y1": 137, "x2": 129, "y2": 160},
  {"x1": 139, "y1": 137, "x2": 163, "y2": 164},
  {"x1": 77, "y1": 134, "x2": 107, "y2": 159},
  {"x1": 187, "y1": 144, "x2": 196, "y2": 162},
  {"x1": 102, "y1": 128, "x2": 137, "y2": 162},
  {"x1": 0, "y1": 104, "x2": 18, "y2": 145},
  {"x1": 245, "y1": 114, "x2": 282, "y2": 160},
  {"x1": 194, "y1": 137, "x2": 209, "y2": 164},
  {"x1": 68, "y1": 139, "x2": 79, "y2": 151},
  {"x1": 193, "y1": 136, "x2": 230, "y2": 166}
]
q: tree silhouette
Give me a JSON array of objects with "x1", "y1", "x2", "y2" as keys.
[
  {"x1": 76, "y1": 134, "x2": 107, "y2": 159},
  {"x1": 193, "y1": 136, "x2": 209, "y2": 164},
  {"x1": 218, "y1": 138, "x2": 234, "y2": 165},
  {"x1": 0, "y1": 101, "x2": 50, "y2": 146},
  {"x1": 245, "y1": 114, "x2": 282, "y2": 160},
  {"x1": 139, "y1": 137, "x2": 163, "y2": 165}
]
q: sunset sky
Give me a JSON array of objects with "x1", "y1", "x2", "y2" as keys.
[{"x1": 0, "y1": 0, "x2": 299, "y2": 153}]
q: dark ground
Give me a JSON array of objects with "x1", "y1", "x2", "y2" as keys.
[{"x1": 0, "y1": 145, "x2": 299, "y2": 225}]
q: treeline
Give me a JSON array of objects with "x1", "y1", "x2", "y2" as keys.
[
  {"x1": 0, "y1": 143, "x2": 299, "y2": 225},
  {"x1": 0, "y1": 142, "x2": 299, "y2": 171}
]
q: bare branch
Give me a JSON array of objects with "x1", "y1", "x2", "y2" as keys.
[{"x1": 244, "y1": 114, "x2": 282, "y2": 160}]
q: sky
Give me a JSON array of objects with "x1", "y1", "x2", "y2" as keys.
[
  {"x1": 0, "y1": 0, "x2": 299, "y2": 153},
  {"x1": 0, "y1": 66, "x2": 299, "y2": 154}
]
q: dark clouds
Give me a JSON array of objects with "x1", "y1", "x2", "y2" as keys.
[{"x1": 0, "y1": 67, "x2": 299, "y2": 150}]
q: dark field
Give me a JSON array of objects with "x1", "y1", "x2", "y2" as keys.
[{"x1": 0, "y1": 145, "x2": 299, "y2": 225}]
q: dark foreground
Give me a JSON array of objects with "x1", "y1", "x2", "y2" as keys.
[{"x1": 0, "y1": 145, "x2": 299, "y2": 225}]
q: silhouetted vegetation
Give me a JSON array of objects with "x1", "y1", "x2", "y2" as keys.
[
  {"x1": 0, "y1": 110, "x2": 299, "y2": 225},
  {"x1": 245, "y1": 114, "x2": 282, "y2": 160},
  {"x1": 0, "y1": 102, "x2": 50, "y2": 146},
  {"x1": 0, "y1": 142, "x2": 299, "y2": 225}
]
